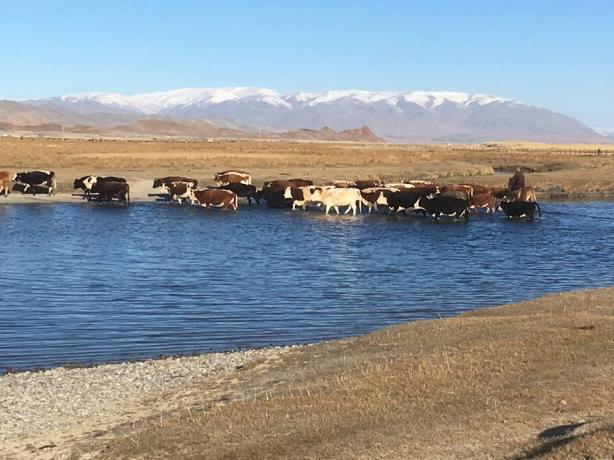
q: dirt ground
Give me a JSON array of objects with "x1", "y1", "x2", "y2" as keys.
[
  {"x1": 1, "y1": 138, "x2": 614, "y2": 202},
  {"x1": 61, "y1": 288, "x2": 614, "y2": 459}
]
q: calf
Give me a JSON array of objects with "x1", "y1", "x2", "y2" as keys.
[
  {"x1": 92, "y1": 180, "x2": 130, "y2": 202},
  {"x1": 13, "y1": 170, "x2": 56, "y2": 196},
  {"x1": 220, "y1": 183, "x2": 259, "y2": 205},
  {"x1": 414, "y1": 196, "x2": 470, "y2": 221},
  {"x1": 190, "y1": 188, "x2": 238, "y2": 210},
  {"x1": 214, "y1": 170, "x2": 251, "y2": 186},
  {"x1": 499, "y1": 200, "x2": 541, "y2": 219}
]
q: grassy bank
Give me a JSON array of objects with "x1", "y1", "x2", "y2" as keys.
[{"x1": 62, "y1": 288, "x2": 614, "y2": 459}]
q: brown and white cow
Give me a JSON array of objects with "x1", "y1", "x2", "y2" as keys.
[
  {"x1": 214, "y1": 170, "x2": 251, "y2": 186},
  {"x1": 354, "y1": 179, "x2": 384, "y2": 190},
  {"x1": 439, "y1": 184, "x2": 474, "y2": 198},
  {"x1": 470, "y1": 192, "x2": 496, "y2": 213},
  {"x1": 153, "y1": 176, "x2": 198, "y2": 189},
  {"x1": 0, "y1": 170, "x2": 13, "y2": 197},
  {"x1": 190, "y1": 188, "x2": 238, "y2": 211},
  {"x1": 360, "y1": 187, "x2": 390, "y2": 213},
  {"x1": 161, "y1": 181, "x2": 195, "y2": 204},
  {"x1": 325, "y1": 180, "x2": 357, "y2": 188}
]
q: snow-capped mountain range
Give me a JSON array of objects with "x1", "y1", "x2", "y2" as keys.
[{"x1": 0, "y1": 87, "x2": 606, "y2": 143}]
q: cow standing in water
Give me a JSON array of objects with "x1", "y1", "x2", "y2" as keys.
[
  {"x1": 13, "y1": 171, "x2": 56, "y2": 195},
  {"x1": 190, "y1": 188, "x2": 238, "y2": 211},
  {"x1": 74, "y1": 175, "x2": 127, "y2": 199}
]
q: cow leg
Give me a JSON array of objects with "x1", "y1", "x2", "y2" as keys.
[{"x1": 334, "y1": 206, "x2": 340, "y2": 214}]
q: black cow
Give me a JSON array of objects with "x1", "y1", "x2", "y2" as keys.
[
  {"x1": 499, "y1": 200, "x2": 541, "y2": 219},
  {"x1": 74, "y1": 176, "x2": 127, "y2": 200},
  {"x1": 220, "y1": 183, "x2": 260, "y2": 205},
  {"x1": 14, "y1": 170, "x2": 56, "y2": 196},
  {"x1": 414, "y1": 196, "x2": 470, "y2": 221},
  {"x1": 92, "y1": 181, "x2": 130, "y2": 202},
  {"x1": 382, "y1": 189, "x2": 434, "y2": 214},
  {"x1": 260, "y1": 179, "x2": 313, "y2": 208}
]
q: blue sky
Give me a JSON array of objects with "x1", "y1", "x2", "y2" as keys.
[{"x1": 1, "y1": 1, "x2": 613, "y2": 128}]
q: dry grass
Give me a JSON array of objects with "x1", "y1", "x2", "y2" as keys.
[
  {"x1": 73, "y1": 288, "x2": 614, "y2": 459},
  {"x1": 1, "y1": 138, "x2": 614, "y2": 195}
]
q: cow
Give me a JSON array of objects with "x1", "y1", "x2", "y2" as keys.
[
  {"x1": 214, "y1": 170, "x2": 251, "y2": 186},
  {"x1": 360, "y1": 187, "x2": 390, "y2": 213},
  {"x1": 220, "y1": 183, "x2": 260, "y2": 205},
  {"x1": 470, "y1": 192, "x2": 496, "y2": 213},
  {"x1": 190, "y1": 188, "x2": 238, "y2": 210},
  {"x1": 283, "y1": 186, "x2": 328, "y2": 210},
  {"x1": 74, "y1": 175, "x2": 126, "y2": 199},
  {"x1": 152, "y1": 176, "x2": 198, "y2": 189},
  {"x1": 414, "y1": 196, "x2": 470, "y2": 221},
  {"x1": 260, "y1": 179, "x2": 313, "y2": 208},
  {"x1": 491, "y1": 187, "x2": 509, "y2": 199},
  {"x1": 309, "y1": 187, "x2": 365, "y2": 215},
  {"x1": 162, "y1": 181, "x2": 195, "y2": 204},
  {"x1": 13, "y1": 170, "x2": 56, "y2": 196},
  {"x1": 325, "y1": 180, "x2": 357, "y2": 188},
  {"x1": 0, "y1": 170, "x2": 12, "y2": 197},
  {"x1": 92, "y1": 180, "x2": 130, "y2": 202},
  {"x1": 439, "y1": 184, "x2": 474, "y2": 198},
  {"x1": 499, "y1": 200, "x2": 541, "y2": 219},
  {"x1": 515, "y1": 186, "x2": 537, "y2": 202},
  {"x1": 354, "y1": 179, "x2": 384, "y2": 190},
  {"x1": 381, "y1": 188, "x2": 434, "y2": 214}
]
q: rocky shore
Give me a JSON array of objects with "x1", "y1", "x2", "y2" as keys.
[{"x1": 0, "y1": 347, "x2": 293, "y2": 459}]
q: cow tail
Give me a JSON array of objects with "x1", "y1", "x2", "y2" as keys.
[
  {"x1": 51, "y1": 173, "x2": 57, "y2": 195},
  {"x1": 233, "y1": 193, "x2": 238, "y2": 210},
  {"x1": 126, "y1": 183, "x2": 131, "y2": 203},
  {"x1": 535, "y1": 201, "x2": 541, "y2": 218}
]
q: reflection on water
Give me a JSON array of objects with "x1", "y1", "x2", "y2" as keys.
[{"x1": 1, "y1": 201, "x2": 613, "y2": 372}]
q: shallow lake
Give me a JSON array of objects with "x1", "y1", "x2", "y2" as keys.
[{"x1": 1, "y1": 201, "x2": 613, "y2": 372}]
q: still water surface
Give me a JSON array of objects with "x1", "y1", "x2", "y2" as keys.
[{"x1": 0, "y1": 202, "x2": 613, "y2": 372}]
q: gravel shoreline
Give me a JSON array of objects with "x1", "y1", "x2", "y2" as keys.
[{"x1": 0, "y1": 346, "x2": 293, "y2": 459}]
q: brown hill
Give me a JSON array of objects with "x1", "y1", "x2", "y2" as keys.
[
  {"x1": 273, "y1": 125, "x2": 384, "y2": 142},
  {"x1": 103, "y1": 118, "x2": 246, "y2": 138}
]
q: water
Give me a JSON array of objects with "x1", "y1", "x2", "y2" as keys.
[{"x1": 1, "y1": 201, "x2": 613, "y2": 372}]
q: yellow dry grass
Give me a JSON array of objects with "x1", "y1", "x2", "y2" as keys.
[
  {"x1": 73, "y1": 288, "x2": 614, "y2": 459},
  {"x1": 1, "y1": 137, "x2": 614, "y2": 194}
]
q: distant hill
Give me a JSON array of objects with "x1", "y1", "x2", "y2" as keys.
[{"x1": 1, "y1": 87, "x2": 610, "y2": 143}]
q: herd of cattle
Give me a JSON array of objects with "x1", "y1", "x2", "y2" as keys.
[{"x1": 0, "y1": 169, "x2": 542, "y2": 220}]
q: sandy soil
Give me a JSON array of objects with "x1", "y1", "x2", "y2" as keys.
[{"x1": 1, "y1": 288, "x2": 613, "y2": 459}]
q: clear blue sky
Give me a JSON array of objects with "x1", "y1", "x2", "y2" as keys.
[{"x1": 1, "y1": 0, "x2": 612, "y2": 128}]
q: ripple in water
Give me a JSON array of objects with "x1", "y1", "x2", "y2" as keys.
[{"x1": 0, "y1": 201, "x2": 613, "y2": 372}]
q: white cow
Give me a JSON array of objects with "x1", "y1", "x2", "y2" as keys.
[{"x1": 310, "y1": 187, "x2": 367, "y2": 216}]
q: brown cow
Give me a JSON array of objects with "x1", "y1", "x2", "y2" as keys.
[
  {"x1": 439, "y1": 184, "x2": 474, "y2": 197},
  {"x1": 214, "y1": 170, "x2": 251, "y2": 186},
  {"x1": 190, "y1": 188, "x2": 238, "y2": 210},
  {"x1": 354, "y1": 179, "x2": 384, "y2": 190},
  {"x1": 0, "y1": 171, "x2": 13, "y2": 197},
  {"x1": 153, "y1": 176, "x2": 198, "y2": 189},
  {"x1": 470, "y1": 192, "x2": 496, "y2": 213},
  {"x1": 515, "y1": 186, "x2": 537, "y2": 202}
]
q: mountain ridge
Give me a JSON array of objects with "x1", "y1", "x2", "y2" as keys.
[{"x1": 0, "y1": 87, "x2": 608, "y2": 143}]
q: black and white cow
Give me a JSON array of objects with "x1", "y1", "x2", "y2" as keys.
[
  {"x1": 414, "y1": 196, "x2": 470, "y2": 221},
  {"x1": 14, "y1": 170, "x2": 56, "y2": 196},
  {"x1": 499, "y1": 200, "x2": 541, "y2": 219}
]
